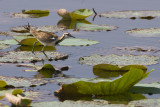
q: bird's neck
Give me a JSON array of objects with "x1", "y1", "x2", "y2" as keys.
[
  {"x1": 29, "y1": 27, "x2": 37, "y2": 37},
  {"x1": 55, "y1": 35, "x2": 65, "y2": 45}
]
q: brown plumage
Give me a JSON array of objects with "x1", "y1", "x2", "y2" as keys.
[{"x1": 24, "y1": 23, "x2": 75, "y2": 57}]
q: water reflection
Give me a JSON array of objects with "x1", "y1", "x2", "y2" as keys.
[{"x1": 57, "y1": 19, "x2": 91, "y2": 29}]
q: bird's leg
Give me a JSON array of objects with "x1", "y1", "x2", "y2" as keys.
[
  {"x1": 32, "y1": 41, "x2": 38, "y2": 55},
  {"x1": 41, "y1": 45, "x2": 48, "y2": 58}
]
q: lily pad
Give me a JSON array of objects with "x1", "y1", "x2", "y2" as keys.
[
  {"x1": 57, "y1": 9, "x2": 93, "y2": 20},
  {"x1": 58, "y1": 38, "x2": 99, "y2": 46},
  {"x1": 75, "y1": 23, "x2": 118, "y2": 31},
  {"x1": 0, "y1": 76, "x2": 47, "y2": 87},
  {"x1": 55, "y1": 68, "x2": 153, "y2": 96},
  {"x1": 22, "y1": 10, "x2": 49, "y2": 14},
  {"x1": 11, "y1": 25, "x2": 64, "y2": 33},
  {"x1": 98, "y1": 10, "x2": 160, "y2": 19},
  {"x1": 93, "y1": 64, "x2": 147, "y2": 78},
  {"x1": 12, "y1": 89, "x2": 23, "y2": 96},
  {"x1": 0, "y1": 51, "x2": 68, "y2": 63},
  {"x1": 0, "y1": 80, "x2": 7, "y2": 88},
  {"x1": 0, "y1": 44, "x2": 10, "y2": 50},
  {"x1": 31, "y1": 100, "x2": 127, "y2": 107},
  {"x1": 79, "y1": 54, "x2": 159, "y2": 66},
  {"x1": 126, "y1": 28, "x2": 160, "y2": 37},
  {"x1": 0, "y1": 31, "x2": 31, "y2": 36},
  {"x1": 38, "y1": 64, "x2": 55, "y2": 78},
  {"x1": 12, "y1": 10, "x2": 49, "y2": 18}
]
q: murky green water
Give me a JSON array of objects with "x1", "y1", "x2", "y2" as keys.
[{"x1": 1, "y1": 0, "x2": 160, "y2": 105}]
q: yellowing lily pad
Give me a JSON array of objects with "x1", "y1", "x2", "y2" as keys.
[
  {"x1": 0, "y1": 80, "x2": 7, "y2": 88},
  {"x1": 12, "y1": 10, "x2": 49, "y2": 18},
  {"x1": 55, "y1": 68, "x2": 153, "y2": 96},
  {"x1": 22, "y1": 10, "x2": 49, "y2": 14},
  {"x1": 98, "y1": 10, "x2": 160, "y2": 19},
  {"x1": 0, "y1": 51, "x2": 68, "y2": 63},
  {"x1": 58, "y1": 9, "x2": 93, "y2": 20},
  {"x1": 126, "y1": 28, "x2": 160, "y2": 37},
  {"x1": 75, "y1": 23, "x2": 118, "y2": 31},
  {"x1": 79, "y1": 54, "x2": 159, "y2": 66}
]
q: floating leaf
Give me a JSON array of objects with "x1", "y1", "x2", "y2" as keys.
[
  {"x1": 57, "y1": 9, "x2": 93, "y2": 20},
  {"x1": 93, "y1": 64, "x2": 147, "y2": 78},
  {"x1": 0, "y1": 80, "x2": 7, "y2": 88},
  {"x1": 0, "y1": 76, "x2": 47, "y2": 87},
  {"x1": 98, "y1": 10, "x2": 160, "y2": 19},
  {"x1": 126, "y1": 28, "x2": 160, "y2": 37},
  {"x1": 0, "y1": 51, "x2": 68, "y2": 63},
  {"x1": 35, "y1": 25, "x2": 64, "y2": 32},
  {"x1": 0, "y1": 39, "x2": 19, "y2": 45},
  {"x1": 12, "y1": 89, "x2": 23, "y2": 96},
  {"x1": 11, "y1": 26, "x2": 29, "y2": 33},
  {"x1": 58, "y1": 38, "x2": 99, "y2": 46},
  {"x1": 75, "y1": 23, "x2": 118, "y2": 31},
  {"x1": 12, "y1": 10, "x2": 49, "y2": 18},
  {"x1": 57, "y1": 19, "x2": 91, "y2": 29},
  {"x1": 130, "y1": 82, "x2": 160, "y2": 94},
  {"x1": 55, "y1": 68, "x2": 153, "y2": 96},
  {"x1": 0, "y1": 44, "x2": 10, "y2": 50},
  {"x1": 22, "y1": 10, "x2": 49, "y2": 14},
  {"x1": 79, "y1": 54, "x2": 159, "y2": 66},
  {"x1": 38, "y1": 64, "x2": 55, "y2": 78},
  {"x1": 12, "y1": 13, "x2": 49, "y2": 18}
]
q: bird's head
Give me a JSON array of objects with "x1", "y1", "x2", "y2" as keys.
[
  {"x1": 63, "y1": 33, "x2": 75, "y2": 38},
  {"x1": 24, "y1": 23, "x2": 31, "y2": 31}
]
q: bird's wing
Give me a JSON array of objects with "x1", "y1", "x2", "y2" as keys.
[{"x1": 37, "y1": 31, "x2": 58, "y2": 39}]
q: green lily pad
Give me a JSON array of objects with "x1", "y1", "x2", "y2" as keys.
[
  {"x1": 0, "y1": 44, "x2": 10, "y2": 50},
  {"x1": 79, "y1": 54, "x2": 159, "y2": 66},
  {"x1": 58, "y1": 9, "x2": 93, "y2": 20},
  {"x1": 0, "y1": 51, "x2": 68, "y2": 63},
  {"x1": 22, "y1": 10, "x2": 49, "y2": 14},
  {"x1": 126, "y1": 28, "x2": 160, "y2": 37},
  {"x1": 98, "y1": 10, "x2": 160, "y2": 19},
  {"x1": 130, "y1": 82, "x2": 160, "y2": 94},
  {"x1": 93, "y1": 64, "x2": 147, "y2": 78},
  {"x1": 75, "y1": 23, "x2": 118, "y2": 31},
  {"x1": 12, "y1": 89, "x2": 23, "y2": 96},
  {"x1": 38, "y1": 64, "x2": 55, "y2": 78},
  {"x1": 12, "y1": 10, "x2": 49, "y2": 18},
  {"x1": 0, "y1": 76, "x2": 47, "y2": 87},
  {"x1": 0, "y1": 35, "x2": 32, "y2": 45},
  {"x1": 55, "y1": 68, "x2": 153, "y2": 96},
  {"x1": 58, "y1": 38, "x2": 99, "y2": 46},
  {"x1": 0, "y1": 80, "x2": 7, "y2": 88}
]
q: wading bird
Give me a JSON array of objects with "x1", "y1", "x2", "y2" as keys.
[{"x1": 24, "y1": 23, "x2": 75, "y2": 57}]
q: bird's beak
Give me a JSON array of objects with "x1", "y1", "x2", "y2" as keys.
[{"x1": 68, "y1": 33, "x2": 75, "y2": 38}]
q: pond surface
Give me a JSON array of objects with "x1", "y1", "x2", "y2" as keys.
[{"x1": 1, "y1": 0, "x2": 160, "y2": 106}]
